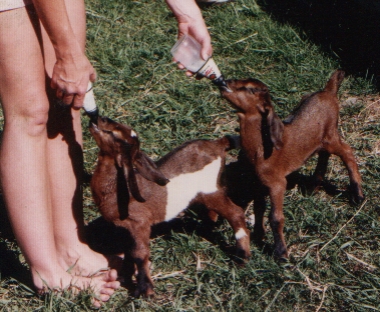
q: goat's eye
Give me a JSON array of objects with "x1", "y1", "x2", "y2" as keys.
[
  {"x1": 248, "y1": 87, "x2": 266, "y2": 94},
  {"x1": 236, "y1": 86, "x2": 256, "y2": 94},
  {"x1": 240, "y1": 87, "x2": 255, "y2": 94}
]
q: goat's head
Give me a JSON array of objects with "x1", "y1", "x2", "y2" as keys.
[
  {"x1": 220, "y1": 78, "x2": 284, "y2": 150},
  {"x1": 90, "y1": 117, "x2": 169, "y2": 202}
]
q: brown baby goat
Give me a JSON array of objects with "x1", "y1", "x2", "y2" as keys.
[
  {"x1": 89, "y1": 117, "x2": 250, "y2": 297},
  {"x1": 220, "y1": 70, "x2": 364, "y2": 259}
]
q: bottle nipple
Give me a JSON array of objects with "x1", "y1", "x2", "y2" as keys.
[{"x1": 83, "y1": 82, "x2": 99, "y2": 124}]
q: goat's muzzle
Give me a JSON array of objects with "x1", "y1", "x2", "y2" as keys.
[
  {"x1": 218, "y1": 80, "x2": 233, "y2": 93},
  {"x1": 90, "y1": 121, "x2": 100, "y2": 133},
  {"x1": 220, "y1": 85, "x2": 233, "y2": 93}
]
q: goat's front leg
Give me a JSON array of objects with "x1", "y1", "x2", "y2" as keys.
[
  {"x1": 207, "y1": 210, "x2": 219, "y2": 222},
  {"x1": 121, "y1": 221, "x2": 154, "y2": 297},
  {"x1": 267, "y1": 178, "x2": 288, "y2": 259},
  {"x1": 203, "y1": 192, "x2": 251, "y2": 262},
  {"x1": 252, "y1": 186, "x2": 267, "y2": 247}
]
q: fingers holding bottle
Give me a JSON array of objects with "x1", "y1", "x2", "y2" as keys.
[
  {"x1": 166, "y1": 0, "x2": 212, "y2": 77},
  {"x1": 50, "y1": 51, "x2": 97, "y2": 108}
]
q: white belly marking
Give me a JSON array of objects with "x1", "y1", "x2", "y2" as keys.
[{"x1": 164, "y1": 157, "x2": 221, "y2": 221}]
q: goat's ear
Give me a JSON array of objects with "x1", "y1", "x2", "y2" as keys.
[
  {"x1": 256, "y1": 103, "x2": 266, "y2": 113},
  {"x1": 134, "y1": 151, "x2": 169, "y2": 186},
  {"x1": 267, "y1": 108, "x2": 284, "y2": 150},
  {"x1": 118, "y1": 142, "x2": 146, "y2": 203},
  {"x1": 116, "y1": 153, "x2": 123, "y2": 168},
  {"x1": 121, "y1": 154, "x2": 146, "y2": 203},
  {"x1": 255, "y1": 89, "x2": 270, "y2": 113}
]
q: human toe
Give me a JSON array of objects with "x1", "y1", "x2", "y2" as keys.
[
  {"x1": 104, "y1": 280, "x2": 120, "y2": 290},
  {"x1": 100, "y1": 287, "x2": 115, "y2": 296},
  {"x1": 103, "y1": 268, "x2": 118, "y2": 282}
]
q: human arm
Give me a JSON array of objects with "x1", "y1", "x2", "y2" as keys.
[
  {"x1": 165, "y1": 0, "x2": 212, "y2": 74},
  {"x1": 31, "y1": 0, "x2": 96, "y2": 108}
]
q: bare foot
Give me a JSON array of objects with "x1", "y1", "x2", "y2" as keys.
[
  {"x1": 32, "y1": 266, "x2": 120, "y2": 307},
  {"x1": 57, "y1": 241, "x2": 123, "y2": 277}
]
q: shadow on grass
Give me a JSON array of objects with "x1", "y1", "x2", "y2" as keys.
[
  {"x1": 85, "y1": 206, "x2": 247, "y2": 294},
  {"x1": 0, "y1": 195, "x2": 33, "y2": 287},
  {"x1": 85, "y1": 157, "x2": 357, "y2": 266},
  {"x1": 86, "y1": 206, "x2": 241, "y2": 261},
  {"x1": 256, "y1": 0, "x2": 380, "y2": 86},
  {"x1": 287, "y1": 171, "x2": 349, "y2": 198}
]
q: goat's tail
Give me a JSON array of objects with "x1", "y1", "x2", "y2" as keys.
[
  {"x1": 222, "y1": 135, "x2": 241, "y2": 151},
  {"x1": 324, "y1": 69, "x2": 345, "y2": 94}
]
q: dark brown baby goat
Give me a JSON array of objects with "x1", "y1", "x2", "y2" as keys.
[
  {"x1": 220, "y1": 70, "x2": 364, "y2": 259},
  {"x1": 89, "y1": 117, "x2": 250, "y2": 297}
]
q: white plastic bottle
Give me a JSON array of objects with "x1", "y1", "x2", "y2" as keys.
[
  {"x1": 171, "y1": 34, "x2": 227, "y2": 88},
  {"x1": 83, "y1": 82, "x2": 99, "y2": 124}
]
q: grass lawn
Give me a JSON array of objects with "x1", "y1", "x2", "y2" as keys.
[{"x1": 1, "y1": 0, "x2": 380, "y2": 310}]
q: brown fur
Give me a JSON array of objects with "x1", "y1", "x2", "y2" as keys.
[
  {"x1": 220, "y1": 70, "x2": 364, "y2": 259},
  {"x1": 89, "y1": 117, "x2": 250, "y2": 297}
]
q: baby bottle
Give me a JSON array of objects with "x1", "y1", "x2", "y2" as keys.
[
  {"x1": 171, "y1": 34, "x2": 227, "y2": 88},
  {"x1": 83, "y1": 82, "x2": 99, "y2": 124}
]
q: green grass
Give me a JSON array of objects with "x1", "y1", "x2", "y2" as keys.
[{"x1": 1, "y1": 0, "x2": 380, "y2": 310}]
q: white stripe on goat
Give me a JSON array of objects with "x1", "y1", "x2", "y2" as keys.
[
  {"x1": 164, "y1": 157, "x2": 221, "y2": 221},
  {"x1": 235, "y1": 228, "x2": 248, "y2": 240}
]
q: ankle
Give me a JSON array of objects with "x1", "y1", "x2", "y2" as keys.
[
  {"x1": 30, "y1": 265, "x2": 71, "y2": 291},
  {"x1": 56, "y1": 244, "x2": 110, "y2": 276}
]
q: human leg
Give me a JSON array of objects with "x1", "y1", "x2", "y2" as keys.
[
  {"x1": 0, "y1": 6, "x2": 118, "y2": 299},
  {"x1": 39, "y1": 0, "x2": 121, "y2": 276}
]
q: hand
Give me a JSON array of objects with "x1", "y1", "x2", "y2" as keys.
[
  {"x1": 165, "y1": 0, "x2": 212, "y2": 77},
  {"x1": 176, "y1": 17, "x2": 212, "y2": 77},
  {"x1": 51, "y1": 51, "x2": 96, "y2": 108}
]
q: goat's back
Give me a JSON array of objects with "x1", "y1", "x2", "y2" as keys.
[
  {"x1": 284, "y1": 92, "x2": 339, "y2": 127},
  {"x1": 272, "y1": 71, "x2": 344, "y2": 174},
  {"x1": 284, "y1": 70, "x2": 344, "y2": 127},
  {"x1": 156, "y1": 137, "x2": 231, "y2": 178},
  {"x1": 127, "y1": 137, "x2": 234, "y2": 223},
  {"x1": 283, "y1": 71, "x2": 344, "y2": 134}
]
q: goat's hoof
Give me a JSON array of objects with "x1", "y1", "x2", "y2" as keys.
[
  {"x1": 350, "y1": 194, "x2": 365, "y2": 206},
  {"x1": 133, "y1": 290, "x2": 154, "y2": 298},
  {"x1": 134, "y1": 284, "x2": 154, "y2": 298},
  {"x1": 145, "y1": 288, "x2": 155, "y2": 298},
  {"x1": 274, "y1": 247, "x2": 288, "y2": 260},
  {"x1": 274, "y1": 253, "x2": 289, "y2": 263},
  {"x1": 277, "y1": 257, "x2": 289, "y2": 263},
  {"x1": 349, "y1": 184, "x2": 365, "y2": 205},
  {"x1": 234, "y1": 248, "x2": 251, "y2": 265}
]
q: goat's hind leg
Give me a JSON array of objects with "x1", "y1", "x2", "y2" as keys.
[
  {"x1": 203, "y1": 193, "x2": 251, "y2": 262},
  {"x1": 310, "y1": 150, "x2": 330, "y2": 193},
  {"x1": 326, "y1": 139, "x2": 364, "y2": 204}
]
